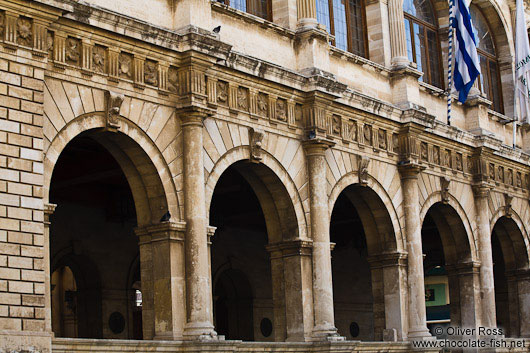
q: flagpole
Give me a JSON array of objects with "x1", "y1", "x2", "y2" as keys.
[
  {"x1": 513, "y1": 68, "x2": 517, "y2": 149},
  {"x1": 447, "y1": 0, "x2": 455, "y2": 126}
]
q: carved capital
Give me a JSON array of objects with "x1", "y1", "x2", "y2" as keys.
[
  {"x1": 472, "y1": 184, "x2": 490, "y2": 199},
  {"x1": 177, "y1": 106, "x2": 213, "y2": 127},
  {"x1": 441, "y1": 177, "x2": 451, "y2": 204},
  {"x1": 44, "y1": 203, "x2": 57, "y2": 225},
  {"x1": 358, "y1": 155, "x2": 370, "y2": 186},
  {"x1": 249, "y1": 128, "x2": 264, "y2": 163},
  {"x1": 367, "y1": 251, "x2": 407, "y2": 268},
  {"x1": 266, "y1": 239, "x2": 313, "y2": 258},
  {"x1": 104, "y1": 91, "x2": 124, "y2": 131},
  {"x1": 397, "y1": 161, "x2": 423, "y2": 180},
  {"x1": 302, "y1": 138, "x2": 335, "y2": 156},
  {"x1": 134, "y1": 221, "x2": 187, "y2": 245}
]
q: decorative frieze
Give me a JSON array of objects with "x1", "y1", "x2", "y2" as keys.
[
  {"x1": 118, "y1": 52, "x2": 133, "y2": 79},
  {"x1": 81, "y1": 39, "x2": 93, "y2": 73},
  {"x1": 4, "y1": 12, "x2": 18, "y2": 46},
  {"x1": 257, "y1": 92, "x2": 268, "y2": 116},
  {"x1": 144, "y1": 60, "x2": 158, "y2": 87},
  {"x1": 133, "y1": 55, "x2": 145, "y2": 87},
  {"x1": 65, "y1": 36, "x2": 81, "y2": 66},
  {"x1": 92, "y1": 44, "x2": 107, "y2": 73},
  {"x1": 108, "y1": 48, "x2": 119, "y2": 80},
  {"x1": 275, "y1": 98, "x2": 287, "y2": 122},
  {"x1": 216, "y1": 80, "x2": 228, "y2": 105}
]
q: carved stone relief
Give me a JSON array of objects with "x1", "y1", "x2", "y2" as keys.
[
  {"x1": 119, "y1": 52, "x2": 133, "y2": 79},
  {"x1": 378, "y1": 130, "x2": 387, "y2": 150},
  {"x1": 92, "y1": 45, "x2": 106, "y2": 73},
  {"x1": 237, "y1": 87, "x2": 249, "y2": 111},
  {"x1": 257, "y1": 93, "x2": 268, "y2": 116},
  {"x1": 332, "y1": 115, "x2": 341, "y2": 135},
  {"x1": 443, "y1": 149, "x2": 451, "y2": 168},
  {"x1": 276, "y1": 99, "x2": 287, "y2": 121},
  {"x1": 497, "y1": 166, "x2": 504, "y2": 183},
  {"x1": 433, "y1": 146, "x2": 440, "y2": 165},
  {"x1": 216, "y1": 81, "x2": 228, "y2": 104},
  {"x1": 144, "y1": 60, "x2": 158, "y2": 86},
  {"x1": 489, "y1": 163, "x2": 495, "y2": 181},
  {"x1": 0, "y1": 12, "x2": 5, "y2": 38},
  {"x1": 46, "y1": 31, "x2": 54, "y2": 58},
  {"x1": 516, "y1": 172, "x2": 522, "y2": 188},
  {"x1": 392, "y1": 134, "x2": 399, "y2": 153},
  {"x1": 504, "y1": 193, "x2": 513, "y2": 217},
  {"x1": 525, "y1": 174, "x2": 530, "y2": 189},
  {"x1": 16, "y1": 17, "x2": 32, "y2": 47},
  {"x1": 456, "y1": 153, "x2": 463, "y2": 171},
  {"x1": 105, "y1": 90, "x2": 125, "y2": 130},
  {"x1": 441, "y1": 177, "x2": 451, "y2": 204},
  {"x1": 168, "y1": 66, "x2": 178, "y2": 93},
  {"x1": 345, "y1": 121, "x2": 357, "y2": 142},
  {"x1": 507, "y1": 169, "x2": 513, "y2": 186},
  {"x1": 65, "y1": 37, "x2": 81, "y2": 66},
  {"x1": 249, "y1": 128, "x2": 264, "y2": 163},
  {"x1": 420, "y1": 142, "x2": 428, "y2": 161},
  {"x1": 295, "y1": 104, "x2": 302, "y2": 122},
  {"x1": 358, "y1": 156, "x2": 370, "y2": 186},
  {"x1": 363, "y1": 125, "x2": 372, "y2": 145}
]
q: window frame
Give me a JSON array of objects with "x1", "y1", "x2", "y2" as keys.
[
  {"x1": 320, "y1": 0, "x2": 369, "y2": 58},
  {"x1": 403, "y1": 0, "x2": 444, "y2": 89},
  {"x1": 221, "y1": 0, "x2": 272, "y2": 21},
  {"x1": 471, "y1": 5, "x2": 504, "y2": 113}
]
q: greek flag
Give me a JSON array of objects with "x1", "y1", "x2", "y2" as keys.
[
  {"x1": 516, "y1": 0, "x2": 530, "y2": 123},
  {"x1": 453, "y1": 0, "x2": 481, "y2": 103}
]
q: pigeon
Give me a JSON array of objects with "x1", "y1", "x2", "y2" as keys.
[
  {"x1": 160, "y1": 211, "x2": 171, "y2": 222},
  {"x1": 213, "y1": 26, "x2": 221, "y2": 34}
]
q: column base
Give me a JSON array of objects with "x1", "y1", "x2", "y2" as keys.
[
  {"x1": 296, "y1": 18, "x2": 318, "y2": 31},
  {"x1": 391, "y1": 56, "x2": 410, "y2": 70},
  {"x1": 153, "y1": 332, "x2": 180, "y2": 340},
  {"x1": 407, "y1": 326, "x2": 433, "y2": 340},
  {"x1": 183, "y1": 321, "x2": 219, "y2": 341},
  {"x1": 310, "y1": 325, "x2": 345, "y2": 341}
]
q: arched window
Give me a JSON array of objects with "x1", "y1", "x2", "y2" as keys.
[
  {"x1": 316, "y1": 0, "x2": 368, "y2": 58},
  {"x1": 221, "y1": 0, "x2": 271, "y2": 20},
  {"x1": 470, "y1": 5, "x2": 503, "y2": 113},
  {"x1": 403, "y1": 0, "x2": 442, "y2": 88}
]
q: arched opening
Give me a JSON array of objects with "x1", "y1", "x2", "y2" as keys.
[
  {"x1": 421, "y1": 202, "x2": 476, "y2": 335},
  {"x1": 492, "y1": 216, "x2": 530, "y2": 337},
  {"x1": 209, "y1": 160, "x2": 301, "y2": 342},
  {"x1": 329, "y1": 184, "x2": 400, "y2": 341},
  {"x1": 48, "y1": 129, "x2": 167, "y2": 339}
]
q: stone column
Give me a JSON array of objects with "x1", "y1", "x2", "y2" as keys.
[
  {"x1": 515, "y1": 269, "x2": 530, "y2": 337},
  {"x1": 473, "y1": 185, "x2": 496, "y2": 328},
  {"x1": 446, "y1": 262, "x2": 481, "y2": 330},
  {"x1": 398, "y1": 165, "x2": 431, "y2": 339},
  {"x1": 135, "y1": 223, "x2": 187, "y2": 340},
  {"x1": 44, "y1": 203, "x2": 57, "y2": 334},
  {"x1": 296, "y1": 0, "x2": 317, "y2": 29},
  {"x1": 180, "y1": 108, "x2": 216, "y2": 339},
  {"x1": 388, "y1": 0, "x2": 409, "y2": 68},
  {"x1": 303, "y1": 139, "x2": 339, "y2": 340}
]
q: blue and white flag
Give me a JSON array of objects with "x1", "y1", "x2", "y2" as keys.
[
  {"x1": 453, "y1": 0, "x2": 481, "y2": 103},
  {"x1": 516, "y1": 0, "x2": 530, "y2": 123}
]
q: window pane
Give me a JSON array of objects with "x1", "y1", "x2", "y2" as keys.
[
  {"x1": 427, "y1": 29, "x2": 441, "y2": 87},
  {"x1": 470, "y1": 6, "x2": 495, "y2": 55},
  {"x1": 348, "y1": 0, "x2": 366, "y2": 57},
  {"x1": 489, "y1": 61, "x2": 502, "y2": 112},
  {"x1": 405, "y1": 19, "x2": 414, "y2": 62},
  {"x1": 230, "y1": 0, "x2": 247, "y2": 12},
  {"x1": 316, "y1": 0, "x2": 332, "y2": 31},
  {"x1": 250, "y1": 0, "x2": 268, "y2": 19},
  {"x1": 479, "y1": 55, "x2": 490, "y2": 100},
  {"x1": 413, "y1": 23, "x2": 426, "y2": 80},
  {"x1": 333, "y1": 0, "x2": 348, "y2": 51},
  {"x1": 404, "y1": 0, "x2": 435, "y2": 25}
]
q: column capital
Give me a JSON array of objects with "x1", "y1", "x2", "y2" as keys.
[
  {"x1": 176, "y1": 106, "x2": 214, "y2": 127},
  {"x1": 266, "y1": 239, "x2": 313, "y2": 258},
  {"x1": 446, "y1": 261, "x2": 482, "y2": 276},
  {"x1": 472, "y1": 183, "x2": 491, "y2": 198},
  {"x1": 134, "y1": 221, "x2": 186, "y2": 245},
  {"x1": 302, "y1": 138, "x2": 335, "y2": 156},
  {"x1": 44, "y1": 203, "x2": 57, "y2": 225},
  {"x1": 397, "y1": 162, "x2": 424, "y2": 179},
  {"x1": 367, "y1": 251, "x2": 408, "y2": 268}
]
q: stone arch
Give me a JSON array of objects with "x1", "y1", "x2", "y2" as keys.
[
  {"x1": 490, "y1": 209, "x2": 530, "y2": 268},
  {"x1": 328, "y1": 171, "x2": 405, "y2": 253},
  {"x1": 420, "y1": 192, "x2": 478, "y2": 263},
  {"x1": 205, "y1": 145, "x2": 307, "y2": 240},
  {"x1": 44, "y1": 113, "x2": 180, "y2": 226}
]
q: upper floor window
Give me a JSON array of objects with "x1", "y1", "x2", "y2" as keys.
[
  {"x1": 470, "y1": 5, "x2": 503, "y2": 113},
  {"x1": 220, "y1": 0, "x2": 271, "y2": 20},
  {"x1": 316, "y1": 0, "x2": 368, "y2": 58},
  {"x1": 403, "y1": 0, "x2": 442, "y2": 88}
]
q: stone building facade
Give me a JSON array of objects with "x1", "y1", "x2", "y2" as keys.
[{"x1": 0, "y1": 0, "x2": 530, "y2": 352}]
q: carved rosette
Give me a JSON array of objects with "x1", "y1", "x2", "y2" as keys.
[
  {"x1": 16, "y1": 16, "x2": 32, "y2": 47},
  {"x1": 92, "y1": 45, "x2": 107, "y2": 73}
]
